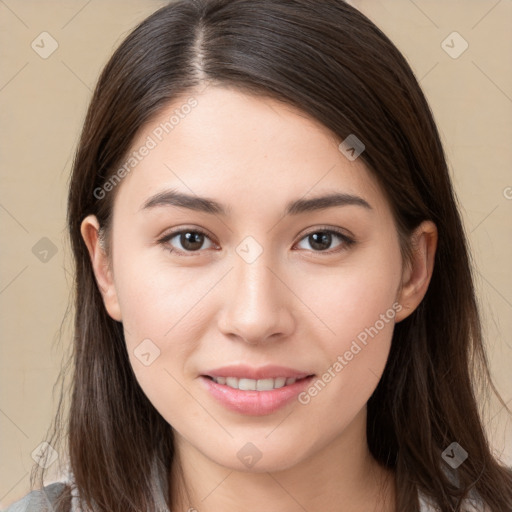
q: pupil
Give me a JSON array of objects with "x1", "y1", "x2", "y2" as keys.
[
  {"x1": 310, "y1": 232, "x2": 331, "y2": 251},
  {"x1": 182, "y1": 232, "x2": 203, "y2": 250}
]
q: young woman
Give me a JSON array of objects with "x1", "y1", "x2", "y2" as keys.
[{"x1": 5, "y1": 1, "x2": 511, "y2": 511}]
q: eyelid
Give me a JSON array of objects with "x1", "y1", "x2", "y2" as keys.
[
  {"x1": 159, "y1": 225, "x2": 214, "y2": 241},
  {"x1": 298, "y1": 224, "x2": 355, "y2": 242}
]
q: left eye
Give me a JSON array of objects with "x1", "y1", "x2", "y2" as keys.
[{"x1": 295, "y1": 229, "x2": 354, "y2": 253}]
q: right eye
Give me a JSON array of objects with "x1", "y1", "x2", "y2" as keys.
[{"x1": 157, "y1": 228, "x2": 216, "y2": 256}]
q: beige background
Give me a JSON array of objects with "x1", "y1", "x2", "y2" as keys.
[{"x1": 1, "y1": 0, "x2": 511, "y2": 507}]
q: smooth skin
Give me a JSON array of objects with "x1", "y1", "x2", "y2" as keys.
[{"x1": 81, "y1": 86, "x2": 437, "y2": 512}]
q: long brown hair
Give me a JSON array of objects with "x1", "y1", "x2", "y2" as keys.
[{"x1": 32, "y1": 1, "x2": 512, "y2": 510}]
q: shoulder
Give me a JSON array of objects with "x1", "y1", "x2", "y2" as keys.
[{"x1": 2, "y1": 482, "x2": 69, "y2": 512}]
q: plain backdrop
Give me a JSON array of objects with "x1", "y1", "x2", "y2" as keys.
[{"x1": 1, "y1": 0, "x2": 511, "y2": 508}]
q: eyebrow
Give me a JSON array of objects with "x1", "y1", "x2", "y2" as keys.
[{"x1": 140, "y1": 188, "x2": 372, "y2": 216}]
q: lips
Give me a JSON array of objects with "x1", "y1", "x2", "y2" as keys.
[{"x1": 199, "y1": 364, "x2": 316, "y2": 415}]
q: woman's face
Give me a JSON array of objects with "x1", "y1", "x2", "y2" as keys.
[{"x1": 84, "y1": 86, "x2": 423, "y2": 472}]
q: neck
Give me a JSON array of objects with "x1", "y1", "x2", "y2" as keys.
[{"x1": 168, "y1": 408, "x2": 396, "y2": 512}]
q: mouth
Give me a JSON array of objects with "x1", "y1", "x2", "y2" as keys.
[{"x1": 201, "y1": 374, "x2": 314, "y2": 391}]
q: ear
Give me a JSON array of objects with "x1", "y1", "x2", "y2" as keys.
[
  {"x1": 394, "y1": 220, "x2": 438, "y2": 323},
  {"x1": 80, "y1": 215, "x2": 122, "y2": 322}
]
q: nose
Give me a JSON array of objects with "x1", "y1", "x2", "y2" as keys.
[{"x1": 217, "y1": 251, "x2": 295, "y2": 345}]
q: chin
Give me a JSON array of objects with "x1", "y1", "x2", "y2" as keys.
[{"x1": 202, "y1": 434, "x2": 315, "y2": 474}]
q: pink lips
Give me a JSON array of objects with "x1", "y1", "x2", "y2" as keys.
[{"x1": 199, "y1": 364, "x2": 315, "y2": 416}]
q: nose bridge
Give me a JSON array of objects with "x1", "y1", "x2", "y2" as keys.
[
  {"x1": 234, "y1": 234, "x2": 278, "y2": 304},
  {"x1": 235, "y1": 252, "x2": 275, "y2": 308},
  {"x1": 218, "y1": 239, "x2": 293, "y2": 343}
]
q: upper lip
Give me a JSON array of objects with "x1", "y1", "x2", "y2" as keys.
[{"x1": 202, "y1": 365, "x2": 314, "y2": 380}]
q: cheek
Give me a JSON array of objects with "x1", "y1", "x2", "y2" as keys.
[
  {"x1": 111, "y1": 248, "x2": 212, "y2": 421},
  {"x1": 298, "y1": 242, "x2": 402, "y2": 346},
  {"x1": 117, "y1": 269, "x2": 197, "y2": 424},
  {"x1": 113, "y1": 245, "x2": 207, "y2": 341}
]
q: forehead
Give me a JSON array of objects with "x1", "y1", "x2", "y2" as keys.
[{"x1": 111, "y1": 86, "x2": 385, "y2": 219}]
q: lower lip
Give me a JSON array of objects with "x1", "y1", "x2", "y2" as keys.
[{"x1": 199, "y1": 375, "x2": 315, "y2": 416}]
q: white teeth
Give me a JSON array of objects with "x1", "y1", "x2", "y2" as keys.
[
  {"x1": 273, "y1": 377, "x2": 287, "y2": 389},
  {"x1": 257, "y1": 378, "x2": 275, "y2": 391},
  {"x1": 211, "y1": 376, "x2": 302, "y2": 390},
  {"x1": 225, "y1": 377, "x2": 238, "y2": 388},
  {"x1": 238, "y1": 378, "x2": 256, "y2": 391}
]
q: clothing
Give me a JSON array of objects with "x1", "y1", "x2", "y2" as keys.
[
  {"x1": 2, "y1": 460, "x2": 488, "y2": 512},
  {"x1": 1, "y1": 459, "x2": 169, "y2": 512}
]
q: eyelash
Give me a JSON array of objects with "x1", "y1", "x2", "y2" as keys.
[{"x1": 157, "y1": 226, "x2": 356, "y2": 257}]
